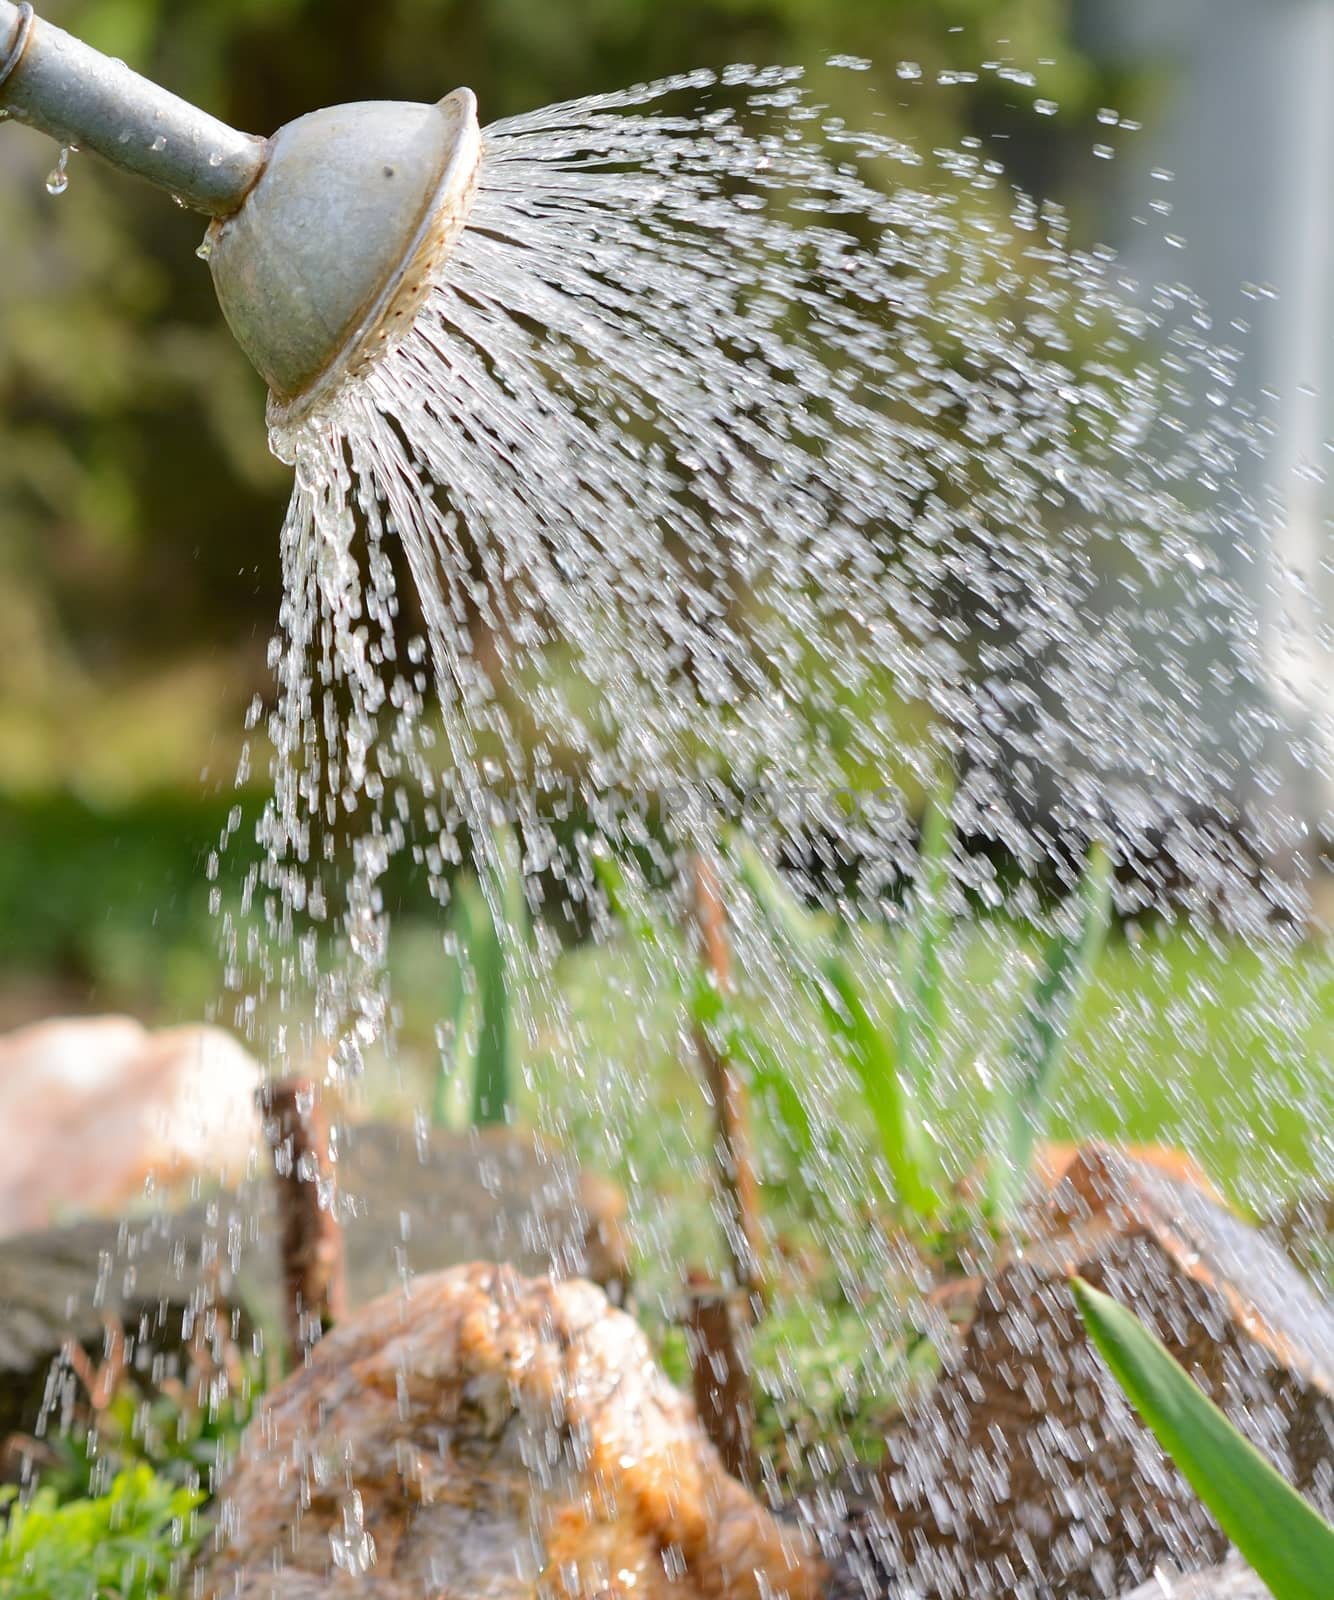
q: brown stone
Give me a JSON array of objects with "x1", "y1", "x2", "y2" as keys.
[
  {"x1": 0, "y1": 1016, "x2": 260, "y2": 1236},
  {"x1": 196, "y1": 1264, "x2": 824, "y2": 1600},
  {"x1": 1033, "y1": 1141, "x2": 1223, "y2": 1204},
  {"x1": 1117, "y1": 1557, "x2": 1270, "y2": 1600},
  {"x1": 877, "y1": 1144, "x2": 1334, "y2": 1599}
]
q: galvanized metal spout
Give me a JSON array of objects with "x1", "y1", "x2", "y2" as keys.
[{"x1": 0, "y1": 3, "x2": 482, "y2": 413}]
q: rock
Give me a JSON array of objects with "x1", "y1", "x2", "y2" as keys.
[
  {"x1": 196, "y1": 1264, "x2": 824, "y2": 1600},
  {"x1": 1033, "y1": 1141, "x2": 1223, "y2": 1204},
  {"x1": 877, "y1": 1144, "x2": 1334, "y2": 1599},
  {"x1": 1117, "y1": 1555, "x2": 1268, "y2": 1599},
  {"x1": 0, "y1": 1015, "x2": 261, "y2": 1236},
  {"x1": 1268, "y1": 1187, "x2": 1334, "y2": 1290},
  {"x1": 0, "y1": 1205, "x2": 234, "y2": 1447},
  {"x1": 0, "y1": 1124, "x2": 627, "y2": 1442},
  {"x1": 336, "y1": 1122, "x2": 629, "y2": 1305}
]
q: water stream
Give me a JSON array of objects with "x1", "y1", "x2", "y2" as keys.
[
  {"x1": 225, "y1": 67, "x2": 1318, "y2": 1059},
  {"x1": 208, "y1": 59, "x2": 1329, "y2": 1582}
]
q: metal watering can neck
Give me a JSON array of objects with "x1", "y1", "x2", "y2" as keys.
[
  {"x1": 0, "y1": 1, "x2": 482, "y2": 412},
  {"x1": 0, "y1": 0, "x2": 265, "y2": 213}
]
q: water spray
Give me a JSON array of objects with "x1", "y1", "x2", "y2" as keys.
[{"x1": 0, "y1": 1, "x2": 481, "y2": 414}]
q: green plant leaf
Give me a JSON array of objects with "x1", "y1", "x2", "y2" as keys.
[
  {"x1": 591, "y1": 840, "x2": 664, "y2": 949},
  {"x1": 732, "y1": 831, "x2": 937, "y2": 1219},
  {"x1": 1071, "y1": 1277, "x2": 1334, "y2": 1600},
  {"x1": 894, "y1": 781, "x2": 953, "y2": 1099},
  {"x1": 990, "y1": 841, "x2": 1112, "y2": 1219},
  {"x1": 433, "y1": 903, "x2": 477, "y2": 1130},
  {"x1": 725, "y1": 1018, "x2": 814, "y2": 1156},
  {"x1": 730, "y1": 833, "x2": 828, "y2": 958},
  {"x1": 470, "y1": 825, "x2": 527, "y2": 1126},
  {"x1": 0, "y1": 1465, "x2": 204, "y2": 1600},
  {"x1": 823, "y1": 944, "x2": 937, "y2": 1217}
]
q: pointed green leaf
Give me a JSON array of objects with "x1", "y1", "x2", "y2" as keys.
[
  {"x1": 823, "y1": 945, "x2": 936, "y2": 1217},
  {"x1": 730, "y1": 832, "x2": 828, "y2": 958},
  {"x1": 733, "y1": 831, "x2": 938, "y2": 1219},
  {"x1": 432, "y1": 901, "x2": 476, "y2": 1130},
  {"x1": 591, "y1": 841, "x2": 663, "y2": 949},
  {"x1": 1072, "y1": 1277, "x2": 1334, "y2": 1600},
  {"x1": 991, "y1": 841, "x2": 1112, "y2": 1219},
  {"x1": 469, "y1": 823, "x2": 527, "y2": 1127},
  {"x1": 895, "y1": 782, "x2": 953, "y2": 1099}
]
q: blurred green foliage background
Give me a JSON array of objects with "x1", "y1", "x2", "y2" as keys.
[{"x1": 0, "y1": 0, "x2": 1151, "y2": 1016}]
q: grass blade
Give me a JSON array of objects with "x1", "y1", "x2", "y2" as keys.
[
  {"x1": 991, "y1": 841, "x2": 1112, "y2": 1219},
  {"x1": 470, "y1": 824, "x2": 527, "y2": 1126},
  {"x1": 895, "y1": 783, "x2": 953, "y2": 1099},
  {"x1": 432, "y1": 907, "x2": 476, "y2": 1129},
  {"x1": 823, "y1": 945, "x2": 937, "y2": 1218},
  {"x1": 733, "y1": 831, "x2": 937, "y2": 1218},
  {"x1": 1072, "y1": 1277, "x2": 1334, "y2": 1600},
  {"x1": 730, "y1": 833, "x2": 827, "y2": 959},
  {"x1": 591, "y1": 840, "x2": 663, "y2": 949}
]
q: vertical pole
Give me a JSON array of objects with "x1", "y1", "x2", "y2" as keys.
[
  {"x1": 689, "y1": 853, "x2": 767, "y2": 1316},
  {"x1": 684, "y1": 1274, "x2": 758, "y2": 1484},
  {"x1": 260, "y1": 1078, "x2": 346, "y2": 1369}
]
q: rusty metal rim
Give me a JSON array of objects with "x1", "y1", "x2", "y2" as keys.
[{"x1": 266, "y1": 89, "x2": 481, "y2": 432}]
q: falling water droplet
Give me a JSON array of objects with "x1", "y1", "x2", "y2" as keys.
[
  {"x1": 44, "y1": 145, "x2": 72, "y2": 196},
  {"x1": 896, "y1": 61, "x2": 922, "y2": 81},
  {"x1": 196, "y1": 233, "x2": 215, "y2": 263}
]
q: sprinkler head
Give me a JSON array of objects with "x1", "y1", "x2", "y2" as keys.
[
  {"x1": 207, "y1": 91, "x2": 481, "y2": 416},
  {"x1": 1, "y1": 5, "x2": 482, "y2": 411}
]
